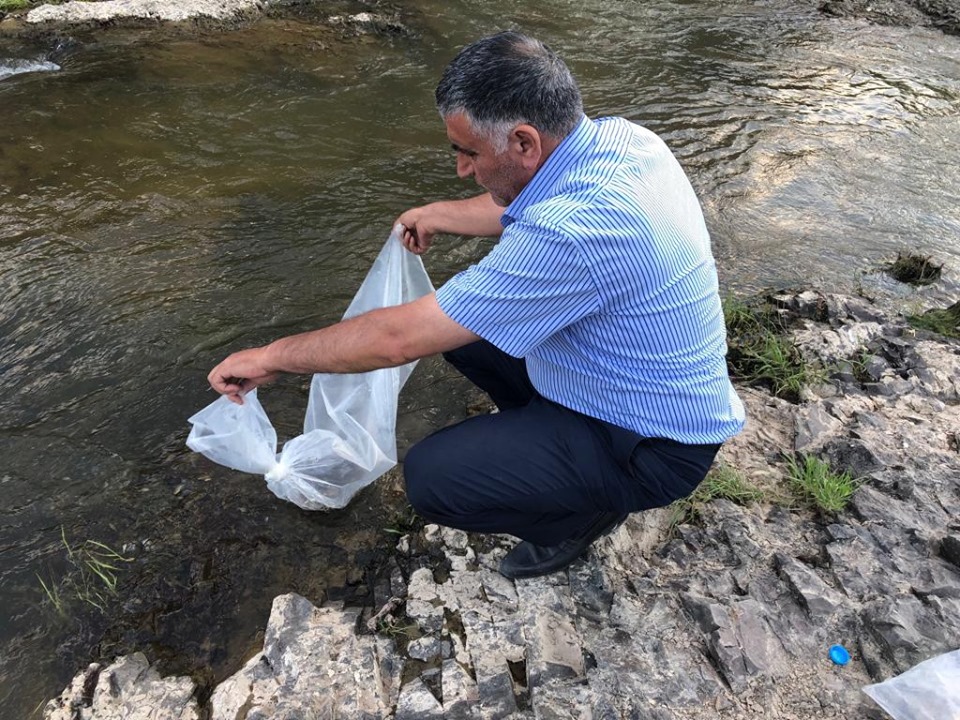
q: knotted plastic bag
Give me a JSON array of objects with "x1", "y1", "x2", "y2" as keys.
[{"x1": 186, "y1": 226, "x2": 434, "y2": 509}]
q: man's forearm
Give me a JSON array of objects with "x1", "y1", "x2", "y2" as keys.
[
  {"x1": 262, "y1": 293, "x2": 480, "y2": 376},
  {"x1": 263, "y1": 309, "x2": 410, "y2": 375},
  {"x1": 425, "y1": 193, "x2": 505, "y2": 237}
]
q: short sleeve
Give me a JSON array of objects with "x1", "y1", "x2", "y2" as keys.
[{"x1": 435, "y1": 222, "x2": 600, "y2": 357}]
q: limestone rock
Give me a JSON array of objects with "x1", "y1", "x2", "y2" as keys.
[
  {"x1": 43, "y1": 291, "x2": 960, "y2": 720},
  {"x1": 209, "y1": 594, "x2": 391, "y2": 720},
  {"x1": 28, "y1": 0, "x2": 262, "y2": 24},
  {"x1": 44, "y1": 654, "x2": 199, "y2": 720}
]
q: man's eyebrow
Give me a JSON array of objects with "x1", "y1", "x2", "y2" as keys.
[{"x1": 451, "y1": 143, "x2": 475, "y2": 154}]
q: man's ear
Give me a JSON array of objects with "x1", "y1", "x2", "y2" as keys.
[{"x1": 510, "y1": 124, "x2": 543, "y2": 168}]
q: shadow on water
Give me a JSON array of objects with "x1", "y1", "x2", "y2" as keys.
[{"x1": 1, "y1": 0, "x2": 959, "y2": 716}]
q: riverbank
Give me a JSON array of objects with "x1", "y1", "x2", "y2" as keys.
[
  {"x1": 43, "y1": 290, "x2": 960, "y2": 718},
  {"x1": 2, "y1": 0, "x2": 960, "y2": 37},
  {"x1": 0, "y1": 0, "x2": 411, "y2": 40},
  {"x1": 820, "y1": 0, "x2": 960, "y2": 35}
]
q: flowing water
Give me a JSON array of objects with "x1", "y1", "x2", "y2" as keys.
[{"x1": 1, "y1": 0, "x2": 958, "y2": 715}]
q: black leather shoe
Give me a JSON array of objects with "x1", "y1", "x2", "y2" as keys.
[{"x1": 499, "y1": 511, "x2": 628, "y2": 580}]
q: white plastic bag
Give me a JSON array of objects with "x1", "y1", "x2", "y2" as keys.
[
  {"x1": 186, "y1": 226, "x2": 434, "y2": 509},
  {"x1": 863, "y1": 649, "x2": 960, "y2": 720}
]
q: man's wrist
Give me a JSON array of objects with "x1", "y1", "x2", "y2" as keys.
[{"x1": 261, "y1": 340, "x2": 287, "y2": 375}]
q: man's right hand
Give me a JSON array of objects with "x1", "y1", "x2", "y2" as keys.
[
  {"x1": 208, "y1": 346, "x2": 280, "y2": 405},
  {"x1": 396, "y1": 194, "x2": 505, "y2": 256},
  {"x1": 396, "y1": 206, "x2": 437, "y2": 255}
]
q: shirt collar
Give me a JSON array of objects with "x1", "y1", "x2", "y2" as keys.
[{"x1": 502, "y1": 115, "x2": 595, "y2": 227}]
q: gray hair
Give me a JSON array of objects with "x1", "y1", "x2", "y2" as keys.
[{"x1": 436, "y1": 31, "x2": 583, "y2": 152}]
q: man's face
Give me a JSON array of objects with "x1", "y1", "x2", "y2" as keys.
[{"x1": 444, "y1": 113, "x2": 530, "y2": 207}]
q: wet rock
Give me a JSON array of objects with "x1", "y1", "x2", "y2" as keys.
[
  {"x1": 326, "y1": 12, "x2": 411, "y2": 37},
  {"x1": 821, "y1": 0, "x2": 960, "y2": 38}
]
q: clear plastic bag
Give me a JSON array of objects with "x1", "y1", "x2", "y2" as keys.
[
  {"x1": 186, "y1": 226, "x2": 434, "y2": 509},
  {"x1": 863, "y1": 649, "x2": 960, "y2": 720}
]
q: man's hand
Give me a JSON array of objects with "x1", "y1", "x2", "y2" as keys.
[
  {"x1": 396, "y1": 206, "x2": 437, "y2": 255},
  {"x1": 207, "y1": 346, "x2": 280, "y2": 405},
  {"x1": 396, "y1": 195, "x2": 505, "y2": 255}
]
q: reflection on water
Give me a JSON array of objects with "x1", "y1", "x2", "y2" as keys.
[
  {"x1": 1, "y1": 1, "x2": 960, "y2": 714},
  {"x1": 0, "y1": 57, "x2": 59, "y2": 80}
]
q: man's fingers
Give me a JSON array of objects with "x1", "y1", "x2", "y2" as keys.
[{"x1": 401, "y1": 228, "x2": 420, "y2": 253}]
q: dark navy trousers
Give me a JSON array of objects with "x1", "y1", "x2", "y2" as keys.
[{"x1": 403, "y1": 341, "x2": 720, "y2": 546}]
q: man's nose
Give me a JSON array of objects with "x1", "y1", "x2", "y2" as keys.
[{"x1": 456, "y1": 154, "x2": 473, "y2": 179}]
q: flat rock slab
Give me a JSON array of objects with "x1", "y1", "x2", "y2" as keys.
[{"x1": 26, "y1": 0, "x2": 262, "y2": 24}]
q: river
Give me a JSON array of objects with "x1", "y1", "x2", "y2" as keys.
[{"x1": 1, "y1": 0, "x2": 959, "y2": 716}]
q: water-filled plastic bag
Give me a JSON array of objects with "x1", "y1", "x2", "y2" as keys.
[{"x1": 186, "y1": 226, "x2": 433, "y2": 509}]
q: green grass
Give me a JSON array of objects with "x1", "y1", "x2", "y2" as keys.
[
  {"x1": 38, "y1": 528, "x2": 132, "y2": 614},
  {"x1": 908, "y1": 300, "x2": 960, "y2": 340},
  {"x1": 786, "y1": 454, "x2": 859, "y2": 513},
  {"x1": 0, "y1": 0, "x2": 35, "y2": 12},
  {"x1": 723, "y1": 296, "x2": 822, "y2": 403},
  {"x1": 383, "y1": 504, "x2": 423, "y2": 536},
  {"x1": 0, "y1": 0, "x2": 85, "y2": 12},
  {"x1": 670, "y1": 463, "x2": 765, "y2": 526}
]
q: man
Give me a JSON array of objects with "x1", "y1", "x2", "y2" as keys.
[{"x1": 208, "y1": 31, "x2": 745, "y2": 580}]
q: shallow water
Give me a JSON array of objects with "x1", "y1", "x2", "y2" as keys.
[{"x1": 1, "y1": 1, "x2": 959, "y2": 715}]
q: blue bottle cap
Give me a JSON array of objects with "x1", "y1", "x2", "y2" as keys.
[{"x1": 829, "y1": 644, "x2": 850, "y2": 666}]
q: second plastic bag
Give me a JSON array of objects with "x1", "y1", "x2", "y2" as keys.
[
  {"x1": 186, "y1": 226, "x2": 434, "y2": 509},
  {"x1": 863, "y1": 650, "x2": 960, "y2": 720}
]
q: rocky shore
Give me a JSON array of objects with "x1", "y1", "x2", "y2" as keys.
[
  {"x1": 819, "y1": 0, "x2": 960, "y2": 35},
  {"x1": 42, "y1": 290, "x2": 960, "y2": 719},
  {"x1": 2, "y1": 0, "x2": 960, "y2": 36}
]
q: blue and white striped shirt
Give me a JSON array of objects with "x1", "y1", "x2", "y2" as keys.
[{"x1": 435, "y1": 116, "x2": 745, "y2": 444}]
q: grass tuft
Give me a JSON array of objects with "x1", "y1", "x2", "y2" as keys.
[
  {"x1": 383, "y1": 504, "x2": 423, "y2": 536},
  {"x1": 723, "y1": 296, "x2": 822, "y2": 403},
  {"x1": 907, "y1": 300, "x2": 960, "y2": 339},
  {"x1": 670, "y1": 463, "x2": 764, "y2": 526},
  {"x1": 885, "y1": 252, "x2": 943, "y2": 286},
  {"x1": 786, "y1": 454, "x2": 859, "y2": 513}
]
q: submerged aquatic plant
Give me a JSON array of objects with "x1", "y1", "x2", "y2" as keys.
[{"x1": 37, "y1": 528, "x2": 133, "y2": 614}]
